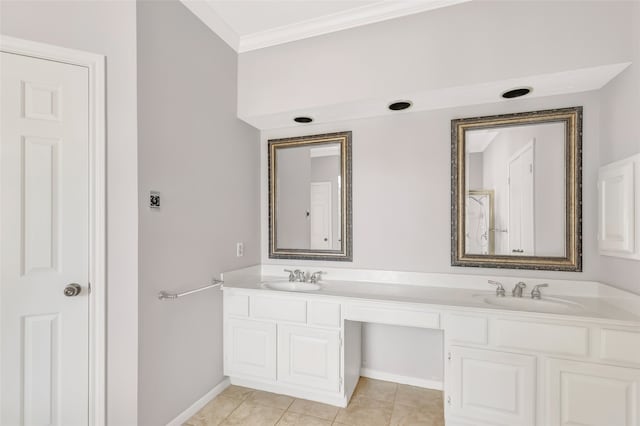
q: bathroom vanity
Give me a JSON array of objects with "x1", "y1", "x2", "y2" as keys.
[{"x1": 221, "y1": 266, "x2": 640, "y2": 426}]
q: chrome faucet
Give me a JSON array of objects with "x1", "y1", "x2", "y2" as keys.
[
  {"x1": 512, "y1": 282, "x2": 527, "y2": 297},
  {"x1": 488, "y1": 280, "x2": 506, "y2": 297},
  {"x1": 531, "y1": 283, "x2": 548, "y2": 299},
  {"x1": 284, "y1": 269, "x2": 305, "y2": 282}
]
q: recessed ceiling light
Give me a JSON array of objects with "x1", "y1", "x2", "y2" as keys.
[
  {"x1": 501, "y1": 87, "x2": 532, "y2": 99},
  {"x1": 388, "y1": 101, "x2": 412, "y2": 111},
  {"x1": 294, "y1": 116, "x2": 313, "y2": 123}
]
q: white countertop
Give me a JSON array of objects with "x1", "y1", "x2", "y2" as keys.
[{"x1": 221, "y1": 266, "x2": 640, "y2": 326}]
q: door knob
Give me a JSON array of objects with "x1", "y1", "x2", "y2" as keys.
[
  {"x1": 324, "y1": 238, "x2": 328, "y2": 241},
  {"x1": 64, "y1": 283, "x2": 82, "y2": 297}
]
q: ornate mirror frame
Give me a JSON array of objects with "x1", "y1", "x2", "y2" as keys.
[
  {"x1": 451, "y1": 107, "x2": 583, "y2": 271},
  {"x1": 269, "y1": 131, "x2": 352, "y2": 261}
]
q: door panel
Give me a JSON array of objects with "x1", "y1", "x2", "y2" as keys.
[
  {"x1": 310, "y1": 182, "x2": 332, "y2": 249},
  {"x1": 546, "y1": 359, "x2": 640, "y2": 426},
  {"x1": 225, "y1": 318, "x2": 277, "y2": 380},
  {"x1": 278, "y1": 324, "x2": 341, "y2": 392},
  {"x1": 1, "y1": 52, "x2": 89, "y2": 425},
  {"x1": 446, "y1": 346, "x2": 536, "y2": 426}
]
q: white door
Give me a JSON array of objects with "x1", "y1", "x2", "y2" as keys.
[
  {"x1": 546, "y1": 359, "x2": 640, "y2": 426},
  {"x1": 310, "y1": 182, "x2": 332, "y2": 250},
  {"x1": 224, "y1": 318, "x2": 277, "y2": 380},
  {"x1": 445, "y1": 346, "x2": 536, "y2": 426},
  {"x1": 1, "y1": 52, "x2": 89, "y2": 425},
  {"x1": 277, "y1": 324, "x2": 340, "y2": 392},
  {"x1": 508, "y1": 143, "x2": 535, "y2": 255}
]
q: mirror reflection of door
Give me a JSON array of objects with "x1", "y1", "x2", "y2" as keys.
[
  {"x1": 310, "y1": 182, "x2": 332, "y2": 249},
  {"x1": 508, "y1": 142, "x2": 535, "y2": 255}
]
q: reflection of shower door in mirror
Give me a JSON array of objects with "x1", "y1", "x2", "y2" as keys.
[
  {"x1": 508, "y1": 142, "x2": 535, "y2": 255},
  {"x1": 466, "y1": 190, "x2": 495, "y2": 255},
  {"x1": 310, "y1": 182, "x2": 332, "y2": 249}
]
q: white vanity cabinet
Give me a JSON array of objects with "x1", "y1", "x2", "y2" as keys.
[
  {"x1": 223, "y1": 285, "x2": 640, "y2": 424},
  {"x1": 223, "y1": 291, "x2": 347, "y2": 406},
  {"x1": 443, "y1": 313, "x2": 640, "y2": 426}
]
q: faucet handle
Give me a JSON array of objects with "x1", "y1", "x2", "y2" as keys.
[
  {"x1": 488, "y1": 280, "x2": 506, "y2": 297},
  {"x1": 284, "y1": 269, "x2": 296, "y2": 282},
  {"x1": 531, "y1": 283, "x2": 549, "y2": 299},
  {"x1": 310, "y1": 271, "x2": 325, "y2": 284}
]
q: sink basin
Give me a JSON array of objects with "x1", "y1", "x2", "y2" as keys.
[
  {"x1": 262, "y1": 281, "x2": 321, "y2": 292},
  {"x1": 475, "y1": 294, "x2": 584, "y2": 314}
]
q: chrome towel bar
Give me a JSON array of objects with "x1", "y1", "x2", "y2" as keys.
[{"x1": 158, "y1": 279, "x2": 223, "y2": 300}]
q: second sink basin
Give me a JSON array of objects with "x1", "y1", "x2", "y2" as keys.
[
  {"x1": 476, "y1": 294, "x2": 585, "y2": 314},
  {"x1": 262, "y1": 281, "x2": 321, "y2": 292}
]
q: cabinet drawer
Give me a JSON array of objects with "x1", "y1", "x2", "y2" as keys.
[
  {"x1": 492, "y1": 319, "x2": 589, "y2": 357},
  {"x1": 225, "y1": 294, "x2": 249, "y2": 317},
  {"x1": 344, "y1": 302, "x2": 439, "y2": 329},
  {"x1": 308, "y1": 301, "x2": 341, "y2": 328},
  {"x1": 444, "y1": 314, "x2": 487, "y2": 345},
  {"x1": 251, "y1": 295, "x2": 307, "y2": 323},
  {"x1": 600, "y1": 328, "x2": 640, "y2": 366}
]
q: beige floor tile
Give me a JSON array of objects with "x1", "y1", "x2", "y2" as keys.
[
  {"x1": 219, "y1": 385, "x2": 254, "y2": 401},
  {"x1": 246, "y1": 390, "x2": 295, "y2": 410},
  {"x1": 287, "y1": 399, "x2": 339, "y2": 421},
  {"x1": 277, "y1": 412, "x2": 332, "y2": 426},
  {"x1": 394, "y1": 385, "x2": 443, "y2": 408},
  {"x1": 334, "y1": 396, "x2": 393, "y2": 426},
  {"x1": 352, "y1": 377, "x2": 398, "y2": 402},
  {"x1": 182, "y1": 395, "x2": 242, "y2": 426},
  {"x1": 222, "y1": 401, "x2": 285, "y2": 426},
  {"x1": 389, "y1": 402, "x2": 444, "y2": 426}
]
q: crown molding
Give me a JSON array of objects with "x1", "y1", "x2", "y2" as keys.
[
  {"x1": 238, "y1": 0, "x2": 470, "y2": 52},
  {"x1": 180, "y1": 0, "x2": 240, "y2": 51}
]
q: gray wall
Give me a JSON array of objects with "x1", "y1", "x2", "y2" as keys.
[
  {"x1": 598, "y1": 1, "x2": 640, "y2": 295},
  {"x1": 136, "y1": 1, "x2": 260, "y2": 425},
  {"x1": 0, "y1": 2, "x2": 139, "y2": 424}
]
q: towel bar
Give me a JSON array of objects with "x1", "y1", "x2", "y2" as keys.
[{"x1": 158, "y1": 279, "x2": 223, "y2": 300}]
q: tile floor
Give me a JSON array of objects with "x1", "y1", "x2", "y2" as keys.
[{"x1": 184, "y1": 377, "x2": 444, "y2": 426}]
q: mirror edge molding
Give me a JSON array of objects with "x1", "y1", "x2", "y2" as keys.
[
  {"x1": 268, "y1": 131, "x2": 353, "y2": 262},
  {"x1": 451, "y1": 106, "x2": 583, "y2": 272}
]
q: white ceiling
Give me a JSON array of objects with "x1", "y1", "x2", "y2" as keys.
[{"x1": 180, "y1": 0, "x2": 470, "y2": 52}]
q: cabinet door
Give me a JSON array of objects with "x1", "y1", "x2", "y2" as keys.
[
  {"x1": 446, "y1": 346, "x2": 536, "y2": 426},
  {"x1": 546, "y1": 359, "x2": 640, "y2": 426},
  {"x1": 225, "y1": 318, "x2": 276, "y2": 380},
  {"x1": 278, "y1": 324, "x2": 341, "y2": 392}
]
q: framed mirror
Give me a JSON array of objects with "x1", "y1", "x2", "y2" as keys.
[
  {"x1": 269, "y1": 131, "x2": 352, "y2": 261},
  {"x1": 451, "y1": 107, "x2": 582, "y2": 271}
]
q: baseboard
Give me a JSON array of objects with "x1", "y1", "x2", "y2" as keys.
[
  {"x1": 360, "y1": 368, "x2": 443, "y2": 391},
  {"x1": 166, "y1": 377, "x2": 230, "y2": 426}
]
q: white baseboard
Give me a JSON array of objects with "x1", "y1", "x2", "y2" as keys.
[
  {"x1": 360, "y1": 368, "x2": 443, "y2": 391},
  {"x1": 166, "y1": 377, "x2": 231, "y2": 426}
]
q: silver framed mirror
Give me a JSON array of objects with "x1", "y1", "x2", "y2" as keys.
[
  {"x1": 269, "y1": 131, "x2": 352, "y2": 261},
  {"x1": 451, "y1": 107, "x2": 582, "y2": 271}
]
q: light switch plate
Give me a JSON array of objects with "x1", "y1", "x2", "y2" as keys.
[{"x1": 150, "y1": 191, "x2": 161, "y2": 209}]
